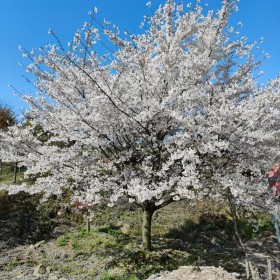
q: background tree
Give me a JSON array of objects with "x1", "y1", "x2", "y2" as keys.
[
  {"x1": 1, "y1": 0, "x2": 280, "y2": 251},
  {"x1": 0, "y1": 103, "x2": 16, "y2": 172},
  {"x1": 0, "y1": 103, "x2": 16, "y2": 131}
]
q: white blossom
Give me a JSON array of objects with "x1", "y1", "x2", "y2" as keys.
[{"x1": 1, "y1": 0, "x2": 279, "y2": 230}]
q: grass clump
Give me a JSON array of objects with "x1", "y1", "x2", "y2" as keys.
[
  {"x1": 7, "y1": 259, "x2": 20, "y2": 269},
  {"x1": 98, "y1": 224, "x2": 122, "y2": 237},
  {"x1": 52, "y1": 263, "x2": 86, "y2": 275},
  {"x1": 101, "y1": 272, "x2": 138, "y2": 280},
  {"x1": 57, "y1": 234, "x2": 71, "y2": 247},
  {"x1": 117, "y1": 249, "x2": 189, "y2": 279}
]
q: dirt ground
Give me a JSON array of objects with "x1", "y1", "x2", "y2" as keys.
[
  {"x1": 148, "y1": 232, "x2": 280, "y2": 280},
  {"x1": 0, "y1": 231, "x2": 280, "y2": 279}
]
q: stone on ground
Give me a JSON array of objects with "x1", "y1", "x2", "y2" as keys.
[{"x1": 146, "y1": 266, "x2": 239, "y2": 280}]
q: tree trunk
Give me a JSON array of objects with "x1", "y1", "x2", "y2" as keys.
[
  {"x1": 142, "y1": 208, "x2": 154, "y2": 251},
  {"x1": 13, "y1": 162, "x2": 17, "y2": 183},
  {"x1": 86, "y1": 213, "x2": 91, "y2": 234},
  {"x1": 0, "y1": 159, "x2": 2, "y2": 173},
  {"x1": 272, "y1": 211, "x2": 280, "y2": 247},
  {"x1": 227, "y1": 189, "x2": 246, "y2": 253}
]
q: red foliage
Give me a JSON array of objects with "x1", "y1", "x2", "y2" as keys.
[
  {"x1": 71, "y1": 199, "x2": 92, "y2": 213},
  {"x1": 267, "y1": 164, "x2": 280, "y2": 194},
  {"x1": 0, "y1": 105, "x2": 16, "y2": 130}
]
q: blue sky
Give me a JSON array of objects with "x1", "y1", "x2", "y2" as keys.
[{"x1": 0, "y1": 0, "x2": 279, "y2": 118}]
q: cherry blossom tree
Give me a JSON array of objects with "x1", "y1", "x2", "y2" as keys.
[
  {"x1": 268, "y1": 165, "x2": 280, "y2": 193},
  {"x1": 1, "y1": 0, "x2": 280, "y2": 250}
]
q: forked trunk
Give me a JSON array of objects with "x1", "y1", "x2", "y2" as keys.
[{"x1": 142, "y1": 208, "x2": 154, "y2": 251}]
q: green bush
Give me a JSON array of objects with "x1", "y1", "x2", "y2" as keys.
[{"x1": 238, "y1": 214, "x2": 274, "y2": 240}]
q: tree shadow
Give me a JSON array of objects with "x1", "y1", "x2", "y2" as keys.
[
  {"x1": 0, "y1": 192, "x2": 61, "y2": 250},
  {"x1": 162, "y1": 213, "x2": 245, "y2": 273}
]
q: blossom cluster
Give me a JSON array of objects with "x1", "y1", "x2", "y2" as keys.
[{"x1": 0, "y1": 0, "x2": 279, "y2": 217}]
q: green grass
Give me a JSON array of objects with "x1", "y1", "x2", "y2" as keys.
[
  {"x1": 0, "y1": 164, "x2": 276, "y2": 279},
  {"x1": 55, "y1": 225, "x2": 189, "y2": 279},
  {"x1": 57, "y1": 234, "x2": 71, "y2": 247},
  {"x1": 56, "y1": 227, "x2": 132, "y2": 252},
  {"x1": 52, "y1": 263, "x2": 87, "y2": 275},
  {"x1": 51, "y1": 200, "x2": 276, "y2": 279},
  {"x1": 238, "y1": 213, "x2": 274, "y2": 240},
  {"x1": 52, "y1": 202, "x2": 242, "y2": 279},
  {"x1": 7, "y1": 259, "x2": 20, "y2": 269},
  {"x1": 100, "y1": 272, "x2": 138, "y2": 280}
]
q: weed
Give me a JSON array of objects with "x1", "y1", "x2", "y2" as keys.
[
  {"x1": 57, "y1": 234, "x2": 70, "y2": 246},
  {"x1": 7, "y1": 259, "x2": 20, "y2": 269},
  {"x1": 101, "y1": 272, "x2": 138, "y2": 280},
  {"x1": 98, "y1": 224, "x2": 122, "y2": 236},
  {"x1": 71, "y1": 238, "x2": 81, "y2": 250},
  {"x1": 25, "y1": 258, "x2": 35, "y2": 267},
  {"x1": 53, "y1": 263, "x2": 86, "y2": 275}
]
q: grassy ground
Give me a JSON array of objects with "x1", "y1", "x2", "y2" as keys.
[
  {"x1": 0, "y1": 163, "x2": 276, "y2": 279},
  {"x1": 1, "y1": 200, "x2": 244, "y2": 279},
  {"x1": 46, "y1": 200, "x2": 269, "y2": 279}
]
